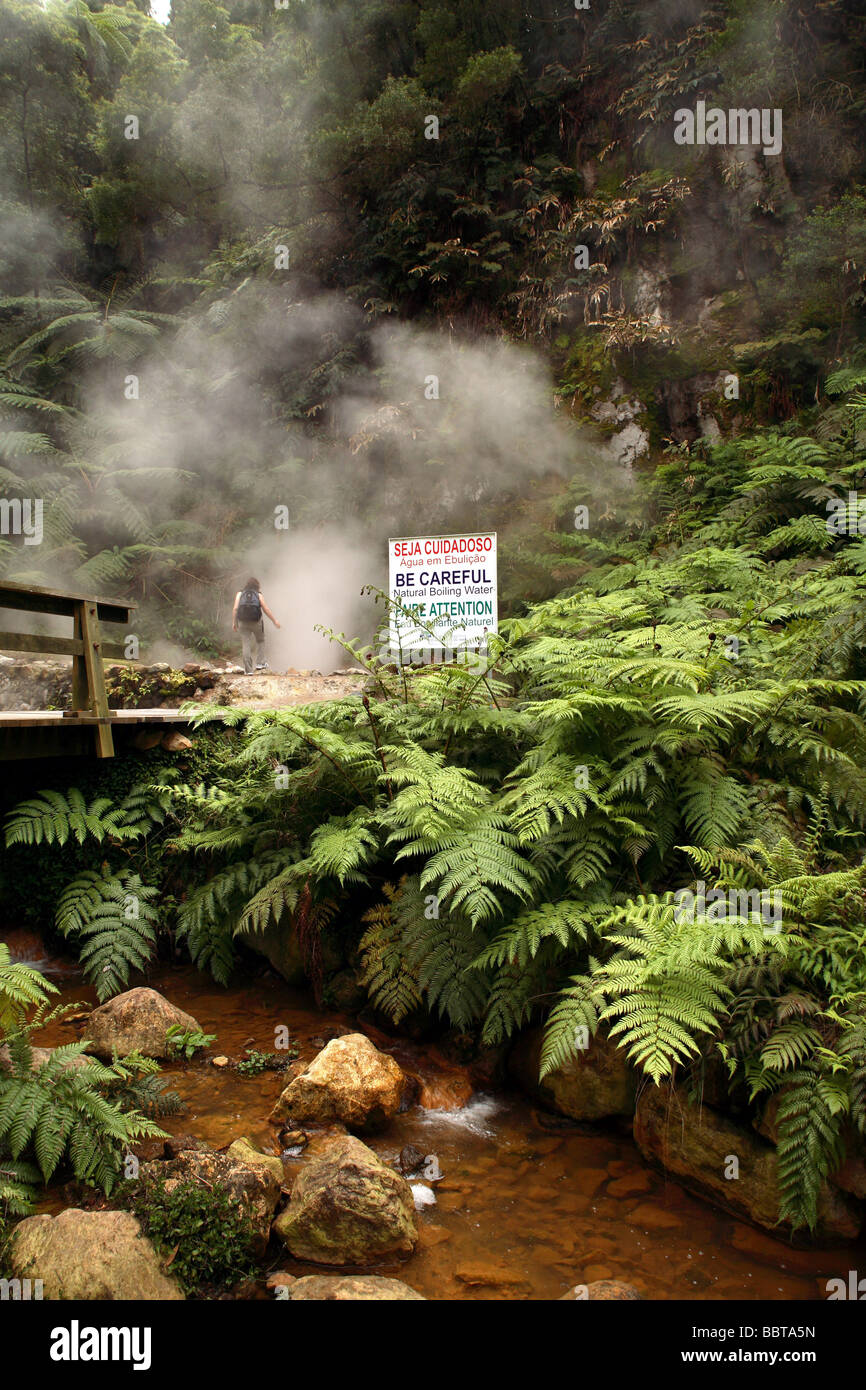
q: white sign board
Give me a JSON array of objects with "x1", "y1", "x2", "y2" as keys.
[{"x1": 388, "y1": 533, "x2": 497, "y2": 653}]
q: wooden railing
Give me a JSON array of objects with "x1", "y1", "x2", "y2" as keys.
[{"x1": 0, "y1": 580, "x2": 136, "y2": 758}]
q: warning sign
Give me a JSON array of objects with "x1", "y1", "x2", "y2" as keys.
[{"x1": 388, "y1": 533, "x2": 497, "y2": 652}]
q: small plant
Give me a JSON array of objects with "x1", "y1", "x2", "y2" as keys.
[
  {"x1": 164, "y1": 1025, "x2": 216, "y2": 1060},
  {"x1": 0, "y1": 1011, "x2": 168, "y2": 1202},
  {"x1": 101, "y1": 1051, "x2": 186, "y2": 1119},
  {"x1": 235, "y1": 1047, "x2": 292, "y2": 1077},
  {"x1": 124, "y1": 1175, "x2": 259, "y2": 1294}
]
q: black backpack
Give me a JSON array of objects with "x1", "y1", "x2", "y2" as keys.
[{"x1": 236, "y1": 586, "x2": 262, "y2": 623}]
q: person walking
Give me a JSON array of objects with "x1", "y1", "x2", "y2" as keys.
[{"x1": 232, "y1": 577, "x2": 280, "y2": 673}]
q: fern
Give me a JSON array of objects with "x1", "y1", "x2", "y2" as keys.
[
  {"x1": 415, "y1": 810, "x2": 540, "y2": 926},
  {"x1": 0, "y1": 1008, "x2": 167, "y2": 1198},
  {"x1": 775, "y1": 1063, "x2": 848, "y2": 1230},
  {"x1": 358, "y1": 881, "x2": 424, "y2": 1024},
  {"x1": 0, "y1": 944, "x2": 57, "y2": 1031},
  {"x1": 540, "y1": 975, "x2": 603, "y2": 1078},
  {"x1": 473, "y1": 899, "x2": 601, "y2": 970},
  {"x1": 0, "y1": 1158, "x2": 41, "y2": 1220},
  {"x1": 4, "y1": 788, "x2": 137, "y2": 847},
  {"x1": 56, "y1": 869, "x2": 159, "y2": 1001}
]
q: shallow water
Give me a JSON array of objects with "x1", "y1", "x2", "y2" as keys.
[{"x1": 30, "y1": 958, "x2": 864, "y2": 1301}]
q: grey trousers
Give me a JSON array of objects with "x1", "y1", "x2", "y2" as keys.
[{"x1": 238, "y1": 619, "x2": 265, "y2": 673}]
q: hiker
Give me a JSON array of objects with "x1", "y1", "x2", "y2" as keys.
[{"x1": 232, "y1": 577, "x2": 281, "y2": 673}]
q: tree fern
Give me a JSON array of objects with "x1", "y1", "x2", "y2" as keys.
[
  {"x1": 775, "y1": 1062, "x2": 849, "y2": 1230},
  {"x1": 358, "y1": 881, "x2": 424, "y2": 1024},
  {"x1": 56, "y1": 869, "x2": 159, "y2": 1001},
  {"x1": 0, "y1": 944, "x2": 57, "y2": 1031},
  {"x1": 0, "y1": 1009, "x2": 167, "y2": 1199},
  {"x1": 4, "y1": 788, "x2": 139, "y2": 848}
]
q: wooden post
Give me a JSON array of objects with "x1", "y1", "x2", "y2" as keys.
[
  {"x1": 0, "y1": 579, "x2": 134, "y2": 760},
  {"x1": 71, "y1": 601, "x2": 88, "y2": 713},
  {"x1": 72, "y1": 598, "x2": 114, "y2": 758}
]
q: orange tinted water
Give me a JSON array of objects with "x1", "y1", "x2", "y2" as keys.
[{"x1": 33, "y1": 961, "x2": 862, "y2": 1301}]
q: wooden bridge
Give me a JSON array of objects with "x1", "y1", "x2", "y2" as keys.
[{"x1": 0, "y1": 580, "x2": 191, "y2": 760}]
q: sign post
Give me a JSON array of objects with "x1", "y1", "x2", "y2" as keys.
[{"x1": 387, "y1": 532, "x2": 497, "y2": 659}]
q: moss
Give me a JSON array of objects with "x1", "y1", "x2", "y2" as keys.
[
  {"x1": 105, "y1": 666, "x2": 199, "y2": 709},
  {"x1": 121, "y1": 1176, "x2": 259, "y2": 1295},
  {"x1": 558, "y1": 330, "x2": 617, "y2": 413},
  {"x1": 0, "y1": 723, "x2": 238, "y2": 937}
]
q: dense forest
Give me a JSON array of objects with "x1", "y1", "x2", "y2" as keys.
[{"x1": 3, "y1": 0, "x2": 866, "y2": 1312}]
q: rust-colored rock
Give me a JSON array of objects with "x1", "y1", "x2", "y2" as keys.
[
  {"x1": 509, "y1": 1026, "x2": 635, "y2": 1121},
  {"x1": 273, "y1": 1133, "x2": 417, "y2": 1265},
  {"x1": 285, "y1": 1275, "x2": 425, "y2": 1300},
  {"x1": 133, "y1": 730, "x2": 164, "y2": 751},
  {"x1": 607, "y1": 1171, "x2": 652, "y2": 1198},
  {"x1": 634, "y1": 1083, "x2": 862, "y2": 1243},
  {"x1": 9, "y1": 1209, "x2": 183, "y2": 1300},
  {"x1": 415, "y1": 1070, "x2": 474, "y2": 1110},
  {"x1": 560, "y1": 1280, "x2": 642, "y2": 1300},
  {"x1": 270, "y1": 1032, "x2": 406, "y2": 1133},
  {"x1": 160, "y1": 731, "x2": 192, "y2": 752},
  {"x1": 83, "y1": 987, "x2": 202, "y2": 1060},
  {"x1": 454, "y1": 1261, "x2": 530, "y2": 1291}
]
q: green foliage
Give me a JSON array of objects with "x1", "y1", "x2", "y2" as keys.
[
  {"x1": 123, "y1": 1174, "x2": 258, "y2": 1294},
  {"x1": 98, "y1": 1050, "x2": 185, "y2": 1120},
  {"x1": 3, "y1": 0, "x2": 866, "y2": 1243},
  {"x1": 236, "y1": 1047, "x2": 292, "y2": 1076},
  {"x1": 164, "y1": 1025, "x2": 216, "y2": 1060},
  {"x1": 0, "y1": 1157, "x2": 41, "y2": 1222},
  {"x1": 0, "y1": 1006, "x2": 167, "y2": 1200},
  {"x1": 56, "y1": 868, "x2": 160, "y2": 1002},
  {"x1": 0, "y1": 942, "x2": 57, "y2": 1032},
  {"x1": 359, "y1": 881, "x2": 425, "y2": 1024},
  {"x1": 5, "y1": 787, "x2": 146, "y2": 848}
]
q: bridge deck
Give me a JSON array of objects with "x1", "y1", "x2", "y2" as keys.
[
  {"x1": 0, "y1": 709, "x2": 190, "y2": 727},
  {"x1": 0, "y1": 708, "x2": 201, "y2": 759}
]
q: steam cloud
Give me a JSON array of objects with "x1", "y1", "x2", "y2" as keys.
[{"x1": 70, "y1": 289, "x2": 612, "y2": 668}]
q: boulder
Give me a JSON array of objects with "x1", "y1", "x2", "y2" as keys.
[
  {"x1": 560, "y1": 1280, "x2": 642, "y2": 1300},
  {"x1": 284, "y1": 1275, "x2": 425, "y2": 1301},
  {"x1": 634, "y1": 1084, "x2": 862, "y2": 1242},
  {"x1": 270, "y1": 1032, "x2": 406, "y2": 1133},
  {"x1": 161, "y1": 731, "x2": 192, "y2": 752},
  {"x1": 0, "y1": 1043, "x2": 91, "y2": 1074},
  {"x1": 163, "y1": 1134, "x2": 210, "y2": 1159},
  {"x1": 236, "y1": 920, "x2": 306, "y2": 985},
  {"x1": 133, "y1": 730, "x2": 164, "y2": 751},
  {"x1": 326, "y1": 969, "x2": 366, "y2": 1013},
  {"x1": 82, "y1": 987, "x2": 201, "y2": 1060},
  {"x1": 399, "y1": 1144, "x2": 427, "y2": 1175},
  {"x1": 8, "y1": 1209, "x2": 183, "y2": 1300},
  {"x1": 832, "y1": 1142, "x2": 866, "y2": 1202},
  {"x1": 146, "y1": 1144, "x2": 282, "y2": 1253},
  {"x1": 509, "y1": 1026, "x2": 635, "y2": 1121},
  {"x1": 226, "y1": 1136, "x2": 285, "y2": 1185},
  {"x1": 273, "y1": 1133, "x2": 418, "y2": 1265}
]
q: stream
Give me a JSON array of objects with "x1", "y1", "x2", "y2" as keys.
[{"x1": 22, "y1": 948, "x2": 862, "y2": 1302}]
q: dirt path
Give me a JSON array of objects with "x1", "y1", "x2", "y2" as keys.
[
  {"x1": 0, "y1": 656, "x2": 370, "y2": 714},
  {"x1": 195, "y1": 665, "x2": 369, "y2": 709}
]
